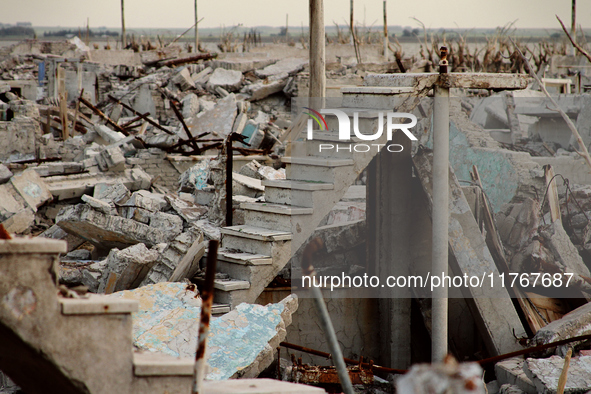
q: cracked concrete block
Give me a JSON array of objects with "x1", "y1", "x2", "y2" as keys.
[
  {"x1": 0, "y1": 117, "x2": 40, "y2": 163},
  {"x1": 495, "y1": 357, "x2": 536, "y2": 394},
  {"x1": 172, "y1": 68, "x2": 195, "y2": 91},
  {"x1": 524, "y1": 356, "x2": 591, "y2": 393},
  {"x1": 181, "y1": 93, "x2": 200, "y2": 119},
  {"x1": 206, "y1": 68, "x2": 243, "y2": 92},
  {"x1": 187, "y1": 93, "x2": 237, "y2": 138},
  {"x1": 178, "y1": 160, "x2": 210, "y2": 193},
  {"x1": 499, "y1": 384, "x2": 526, "y2": 394},
  {"x1": 231, "y1": 112, "x2": 248, "y2": 135},
  {"x1": 539, "y1": 220, "x2": 591, "y2": 278},
  {"x1": 0, "y1": 164, "x2": 13, "y2": 184},
  {"x1": 10, "y1": 168, "x2": 52, "y2": 212},
  {"x1": 149, "y1": 212, "x2": 183, "y2": 239},
  {"x1": 93, "y1": 182, "x2": 130, "y2": 204},
  {"x1": 98, "y1": 243, "x2": 160, "y2": 293},
  {"x1": 132, "y1": 84, "x2": 157, "y2": 118},
  {"x1": 56, "y1": 203, "x2": 172, "y2": 252},
  {"x1": 109, "y1": 285, "x2": 297, "y2": 381},
  {"x1": 95, "y1": 146, "x2": 125, "y2": 172},
  {"x1": 120, "y1": 190, "x2": 167, "y2": 214},
  {"x1": 166, "y1": 194, "x2": 208, "y2": 222}
]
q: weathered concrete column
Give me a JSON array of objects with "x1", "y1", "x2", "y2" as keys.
[
  {"x1": 309, "y1": 0, "x2": 325, "y2": 99},
  {"x1": 121, "y1": 0, "x2": 126, "y2": 48},
  {"x1": 194, "y1": 0, "x2": 199, "y2": 52},
  {"x1": 432, "y1": 47, "x2": 450, "y2": 362},
  {"x1": 367, "y1": 131, "x2": 413, "y2": 369}
]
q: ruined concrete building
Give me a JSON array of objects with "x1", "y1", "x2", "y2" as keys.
[{"x1": 0, "y1": 18, "x2": 591, "y2": 394}]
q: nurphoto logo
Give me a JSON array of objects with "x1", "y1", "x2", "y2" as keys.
[{"x1": 304, "y1": 107, "x2": 418, "y2": 153}]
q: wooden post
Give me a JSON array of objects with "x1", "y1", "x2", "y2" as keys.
[
  {"x1": 383, "y1": 0, "x2": 388, "y2": 60},
  {"x1": 121, "y1": 0, "x2": 126, "y2": 48},
  {"x1": 350, "y1": 0, "x2": 354, "y2": 45},
  {"x1": 571, "y1": 0, "x2": 576, "y2": 40},
  {"x1": 194, "y1": 0, "x2": 199, "y2": 52},
  {"x1": 309, "y1": 0, "x2": 325, "y2": 99}
]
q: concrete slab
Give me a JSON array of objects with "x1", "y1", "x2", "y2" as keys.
[
  {"x1": 9, "y1": 169, "x2": 52, "y2": 212},
  {"x1": 524, "y1": 356, "x2": 591, "y2": 393},
  {"x1": 188, "y1": 94, "x2": 237, "y2": 138},
  {"x1": 201, "y1": 379, "x2": 326, "y2": 393},
  {"x1": 495, "y1": 357, "x2": 537, "y2": 394},
  {"x1": 59, "y1": 294, "x2": 138, "y2": 314}
]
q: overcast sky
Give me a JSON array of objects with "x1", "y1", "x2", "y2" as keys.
[{"x1": 2, "y1": 0, "x2": 589, "y2": 30}]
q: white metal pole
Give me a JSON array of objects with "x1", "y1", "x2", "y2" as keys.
[{"x1": 432, "y1": 47, "x2": 449, "y2": 363}]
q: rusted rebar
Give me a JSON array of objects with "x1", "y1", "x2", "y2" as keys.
[
  {"x1": 79, "y1": 96, "x2": 129, "y2": 136},
  {"x1": 193, "y1": 239, "x2": 218, "y2": 394}
]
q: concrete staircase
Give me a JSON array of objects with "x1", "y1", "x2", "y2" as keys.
[
  {"x1": 208, "y1": 83, "x2": 416, "y2": 307},
  {"x1": 0, "y1": 237, "x2": 194, "y2": 394}
]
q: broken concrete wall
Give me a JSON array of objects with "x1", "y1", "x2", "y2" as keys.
[{"x1": 427, "y1": 100, "x2": 545, "y2": 213}]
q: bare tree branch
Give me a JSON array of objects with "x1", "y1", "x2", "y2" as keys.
[{"x1": 556, "y1": 15, "x2": 591, "y2": 63}]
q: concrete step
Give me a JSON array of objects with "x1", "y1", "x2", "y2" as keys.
[
  {"x1": 241, "y1": 202, "x2": 314, "y2": 232},
  {"x1": 221, "y1": 225, "x2": 291, "y2": 256},
  {"x1": 282, "y1": 157, "x2": 354, "y2": 182},
  {"x1": 212, "y1": 303, "x2": 231, "y2": 315},
  {"x1": 215, "y1": 249, "x2": 273, "y2": 266},
  {"x1": 133, "y1": 351, "x2": 194, "y2": 376},
  {"x1": 262, "y1": 179, "x2": 334, "y2": 208},
  {"x1": 132, "y1": 351, "x2": 194, "y2": 393},
  {"x1": 341, "y1": 86, "x2": 414, "y2": 108},
  {"x1": 194, "y1": 277, "x2": 251, "y2": 291},
  {"x1": 59, "y1": 294, "x2": 138, "y2": 315}
]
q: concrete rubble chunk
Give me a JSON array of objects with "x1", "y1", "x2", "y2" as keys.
[
  {"x1": 10, "y1": 168, "x2": 52, "y2": 212},
  {"x1": 98, "y1": 243, "x2": 160, "y2": 293},
  {"x1": 531, "y1": 302, "x2": 591, "y2": 356},
  {"x1": 181, "y1": 93, "x2": 200, "y2": 119},
  {"x1": 140, "y1": 227, "x2": 203, "y2": 285},
  {"x1": 243, "y1": 78, "x2": 287, "y2": 101},
  {"x1": 0, "y1": 117, "x2": 39, "y2": 163},
  {"x1": 94, "y1": 124, "x2": 125, "y2": 144},
  {"x1": 45, "y1": 168, "x2": 151, "y2": 201},
  {"x1": 539, "y1": 220, "x2": 591, "y2": 278},
  {"x1": 237, "y1": 160, "x2": 284, "y2": 181},
  {"x1": 140, "y1": 133, "x2": 179, "y2": 149},
  {"x1": 81, "y1": 194, "x2": 116, "y2": 215},
  {"x1": 191, "y1": 66, "x2": 212, "y2": 85},
  {"x1": 95, "y1": 146, "x2": 126, "y2": 172},
  {"x1": 93, "y1": 182, "x2": 131, "y2": 204},
  {"x1": 38, "y1": 224, "x2": 85, "y2": 252},
  {"x1": 499, "y1": 384, "x2": 527, "y2": 394},
  {"x1": 149, "y1": 211, "x2": 183, "y2": 239},
  {"x1": 165, "y1": 195, "x2": 208, "y2": 223},
  {"x1": 206, "y1": 68, "x2": 243, "y2": 92},
  {"x1": 120, "y1": 190, "x2": 168, "y2": 214},
  {"x1": 172, "y1": 67, "x2": 195, "y2": 91},
  {"x1": 56, "y1": 203, "x2": 173, "y2": 252},
  {"x1": 178, "y1": 160, "x2": 210, "y2": 193},
  {"x1": 0, "y1": 164, "x2": 13, "y2": 184},
  {"x1": 495, "y1": 357, "x2": 537, "y2": 393},
  {"x1": 109, "y1": 284, "x2": 298, "y2": 380},
  {"x1": 187, "y1": 93, "x2": 237, "y2": 138},
  {"x1": 397, "y1": 359, "x2": 485, "y2": 393},
  {"x1": 255, "y1": 57, "x2": 307, "y2": 79},
  {"x1": 524, "y1": 355, "x2": 591, "y2": 393}
]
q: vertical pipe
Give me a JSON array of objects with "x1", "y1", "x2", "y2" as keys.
[
  {"x1": 121, "y1": 0, "x2": 126, "y2": 48},
  {"x1": 193, "y1": 240, "x2": 219, "y2": 394},
  {"x1": 432, "y1": 46, "x2": 449, "y2": 363},
  {"x1": 571, "y1": 0, "x2": 576, "y2": 40},
  {"x1": 195, "y1": 0, "x2": 199, "y2": 52},
  {"x1": 383, "y1": 0, "x2": 388, "y2": 60},
  {"x1": 225, "y1": 137, "x2": 233, "y2": 227},
  {"x1": 309, "y1": 0, "x2": 325, "y2": 99}
]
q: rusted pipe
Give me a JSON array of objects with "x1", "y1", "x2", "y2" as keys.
[
  {"x1": 302, "y1": 239, "x2": 355, "y2": 394},
  {"x1": 193, "y1": 239, "x2": 219, "y2": 394},
  {"x1": 280, "y1": 342, "x2": 407, "y2": 374},
  {"x1": 225, "y1": 135, "x2": 233, "y2": 227}
]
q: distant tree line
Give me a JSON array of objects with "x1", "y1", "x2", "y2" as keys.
[
  {"x1": 44, "y1": 29, "x2": 119, "y2": 38},
  {"x1": 0, "y1": 26, "x2": 35, "y2": 37}
]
